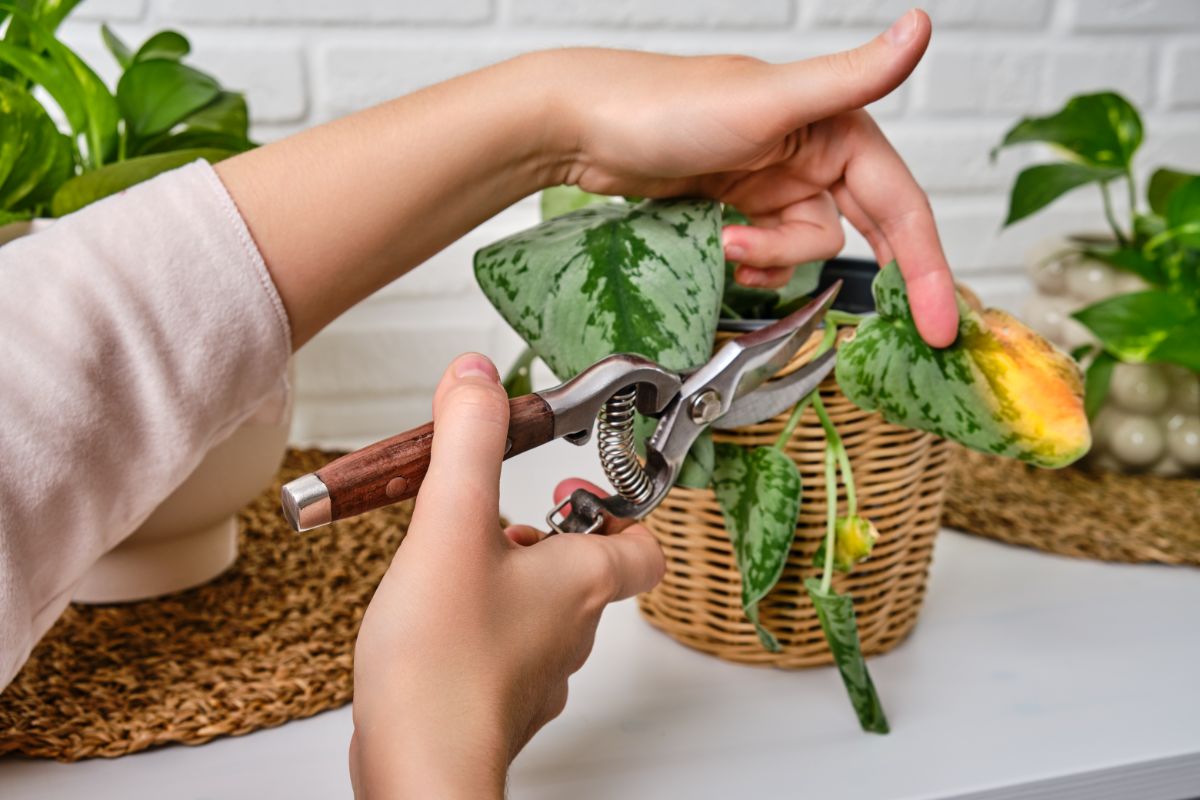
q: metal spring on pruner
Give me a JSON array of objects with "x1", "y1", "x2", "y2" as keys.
[{"x1": 597, "y1": 385, "x2": 654, "y2": 504}]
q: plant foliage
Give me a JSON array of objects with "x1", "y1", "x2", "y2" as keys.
[{"x1": 0, "y1": 2, "x2": 253, "y2": 222}]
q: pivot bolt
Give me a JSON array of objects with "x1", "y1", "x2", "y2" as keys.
[{"x1": 689, "y1": 389, "x2": 723, "y2": 424}]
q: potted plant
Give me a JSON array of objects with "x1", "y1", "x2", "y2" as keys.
[
  {"x1": 0, "y1": 1, "x2": 289, "y2": 602},
  {"x1": 994, "y1": 91, "x2": 1200, "y2": 475},
  {"x1": 475, "y1": 187, "x2": 1088, "y2": 733}
]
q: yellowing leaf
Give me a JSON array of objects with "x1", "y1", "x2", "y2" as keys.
[{"x1": 837, "y1": 263, "x2": 1090, "y2": 468}]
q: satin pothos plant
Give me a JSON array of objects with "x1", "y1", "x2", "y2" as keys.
[{"x1": 475, "y1": 187, "x2": 1089, "y2": 734}]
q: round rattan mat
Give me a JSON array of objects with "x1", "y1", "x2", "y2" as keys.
[
  {"x1": 944, "y1": 448, "x2": 1200, "y2": 566},
  {"x1": 0, "y1": 448, "x2": 409, "y2": 762}
]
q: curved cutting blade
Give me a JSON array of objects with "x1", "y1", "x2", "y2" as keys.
[{"x1": 713, "y1": 349, "x2": 836, "y2": 429}]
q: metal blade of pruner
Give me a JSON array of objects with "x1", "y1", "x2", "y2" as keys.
[{"x1": 549, "y1": 281, "x2": 840, "y2": 533}]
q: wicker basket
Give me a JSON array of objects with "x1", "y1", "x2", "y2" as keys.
[{"x1": 639, "y1": 327, "x2": 953, "y2": 667}]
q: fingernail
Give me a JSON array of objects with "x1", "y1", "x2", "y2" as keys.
[
  {"x1": 885, "y1": 9, "x2": 917, "y2": 46},
  {"x1": 455, "y1": 354, "x2": 499, "y2": 382},
  {"x1": 725, "y1": 243, "x2": 746, "y2": 261}
]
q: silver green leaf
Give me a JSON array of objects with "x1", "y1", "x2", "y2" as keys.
[
  {"x1": 712, "y1": 443, "x2": 801, "y2": 652},
  {"x1": 475, "y1": 198, "x2": 723, "y2": 380},
  {"x1": 804, "y1": 578, "x2": 889, "y2": 734}
]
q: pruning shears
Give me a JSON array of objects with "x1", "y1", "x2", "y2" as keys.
[{"x1": 281, "y1": 283, "x2": 841, "y2": 535}]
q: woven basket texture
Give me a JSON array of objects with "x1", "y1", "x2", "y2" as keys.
[
  {"x1": 0, "y1": 449, "x2": 409, "y2": 762},
  {"x1": 945, "y1": 447, "x2": 1200, "y2": 566},
  {"x1": 639, "y1": 329, "x2": 952, "y2": 667}
]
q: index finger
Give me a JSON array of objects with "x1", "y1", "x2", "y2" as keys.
[
  {"x1": 554, "y1": 478, "x2": 665, "y2": 599},
  {"x1": 834, "y1": 112, "x2": 959, "y2": 346}
]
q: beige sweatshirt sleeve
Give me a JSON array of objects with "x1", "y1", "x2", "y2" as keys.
[{"x1": 0, "y1": 161, "x2": 292, "y2": 688}]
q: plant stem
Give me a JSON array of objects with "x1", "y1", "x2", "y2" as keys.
[
  {"x1": 820, "y1": 444, "x2": 837, "y2": 594},
  {"x1": 815, "y1": 320, "x2": 839, "y2": 358},
  {"x1": 1100, "y1": 180, "x2": 1129, "y2": 247},
  {"x1": 1125, "y1": 169, "x2": 1138, "y2": 223},
  {"x1": 720, "y1": 302, "x2": 742, "y2": 320},
  {"x1": 825, "y1": 309, "x2": 866, "y2": 327},
  {"x1": 814, "y1": 393, "x2": 857, "y2": 516},
  {"x1": 773, "y1": 392, "x2": 815, "y2": 451}
]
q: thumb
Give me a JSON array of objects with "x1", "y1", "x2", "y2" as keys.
[
  {"x1": 778, "y1": 9, "x2": 931, "y2": 125},
  {"x1": 410, "y1": 353, "x2": 509, "y2": 542}
]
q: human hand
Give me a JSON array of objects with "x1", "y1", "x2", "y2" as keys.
[
  {"x1": 349, "y1": 353, "x2": 664, "y2": 799},
  {"x1": 531, "y1": 9, "x2": 957, "y2": 347}
]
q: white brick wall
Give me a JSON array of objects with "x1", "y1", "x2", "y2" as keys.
[{"x1": 57, "y1": 0, "x2": 1200, "y2": 447}]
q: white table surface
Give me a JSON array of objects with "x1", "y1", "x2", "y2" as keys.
[{"x1": 3, "y1": 443, "x2": 1199, "y2": 800}]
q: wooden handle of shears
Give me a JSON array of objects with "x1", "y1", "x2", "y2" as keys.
[{"x1": 315, "y1": 393, "x2": 554, "y2": 522}]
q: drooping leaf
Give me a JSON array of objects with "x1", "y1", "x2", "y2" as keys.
[
  {"x1": 49, "y1": 148, "x2": 235, "y2": 216},
  {"x1": 712, "y1": 443, "x2": 801, "y2": 652},
  {"x1": 1003, "y1": 162, "x2": 1123, "y2": 227},
  {"x1": 995, "y1": 91, "x2": 1143, "y2": 170},
  {"x1": 474, "y1": 198, "x2": 723, "y2": 381},
  {"x1": 1148, "y1": 168, "x2": 1199, "y2": 217},
  {"x1": 133, "y1": 30, "x2": 189, "y2": 63},
  {"x1": 540, "y1": 184, "x2": 614, "y2": 221},
  {"x1": 101, "y1": 23, "x2": 133, "y2": 69},
  {"x1": 117, "y1": 59, "x2": 220, "y2": 139},
  {"x1": 1073, "y1": 290, "x2": 1200, "y2": 371},
  {"x1": 836, "y1": 262, "x2": 1090, "y2": 468},
  {"x1": 804, "y1": 578, "x2": 889, "y2": 734}
]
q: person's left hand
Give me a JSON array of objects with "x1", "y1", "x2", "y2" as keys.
[{"x1": 527, "y1": 9, "x2": 957, "y2": 347}]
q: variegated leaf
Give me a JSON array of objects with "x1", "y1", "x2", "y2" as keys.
[
  {"x1": 712, "y1": 443, "x2": 801, "y2": 652},
  {"x1": 474, "y1": 198, "x2": 723, "y2": 380},
  {"x1": 835, "y1": 262, "x2": 1090, "y2": 468}
]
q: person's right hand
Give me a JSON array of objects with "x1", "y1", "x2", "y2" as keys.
[{"x1": 349, "y1": 353, "x2": 664, "y2": 799}]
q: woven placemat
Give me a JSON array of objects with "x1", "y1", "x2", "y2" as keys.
[
  {"x1": 0, "y1": 448, "x2": 410, "y2": 762},
  {"x1": 944, "y1": 448, "x2": 1200, "y2": 566}
]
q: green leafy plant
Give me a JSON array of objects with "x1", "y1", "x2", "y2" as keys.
[
  {"x1": 0, "y1": 0, "x2": 253, "y2": 224},
  {"x1": 476, "y1": 186, "x2": 1087, "y2": 733},
  {"x1": 994, "y1": 91, "x2": 1200, "y2": 414}
]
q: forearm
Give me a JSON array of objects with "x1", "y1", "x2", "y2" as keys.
[{"x1": 216, "y1": 53, "x2": 570, "y2": 347}]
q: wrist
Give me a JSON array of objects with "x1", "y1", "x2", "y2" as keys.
[
  {"x1": 506, "y1": 50, "x2": 582, "y2": 190},
  {"x1": 351, "y1": 716, "x2": 508, "y2": 799},
  {"x1": 351, "y1": 683, "x2": 511, "y2": 799}
]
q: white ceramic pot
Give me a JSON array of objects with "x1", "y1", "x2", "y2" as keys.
[
  {"x1": 72, "y1": 384, "x2": 293, "y2": 604},
  {"x1": 1023, "y1": 235, "x2": 1200, "y2": 476},
  {"x1": 0, "y1": 218, "x2": 294, "y2": 602}
]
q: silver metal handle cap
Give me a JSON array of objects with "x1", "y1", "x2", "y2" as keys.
[{"x1": 280, "y1": 473, "x2": 332, "y2": 532}]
